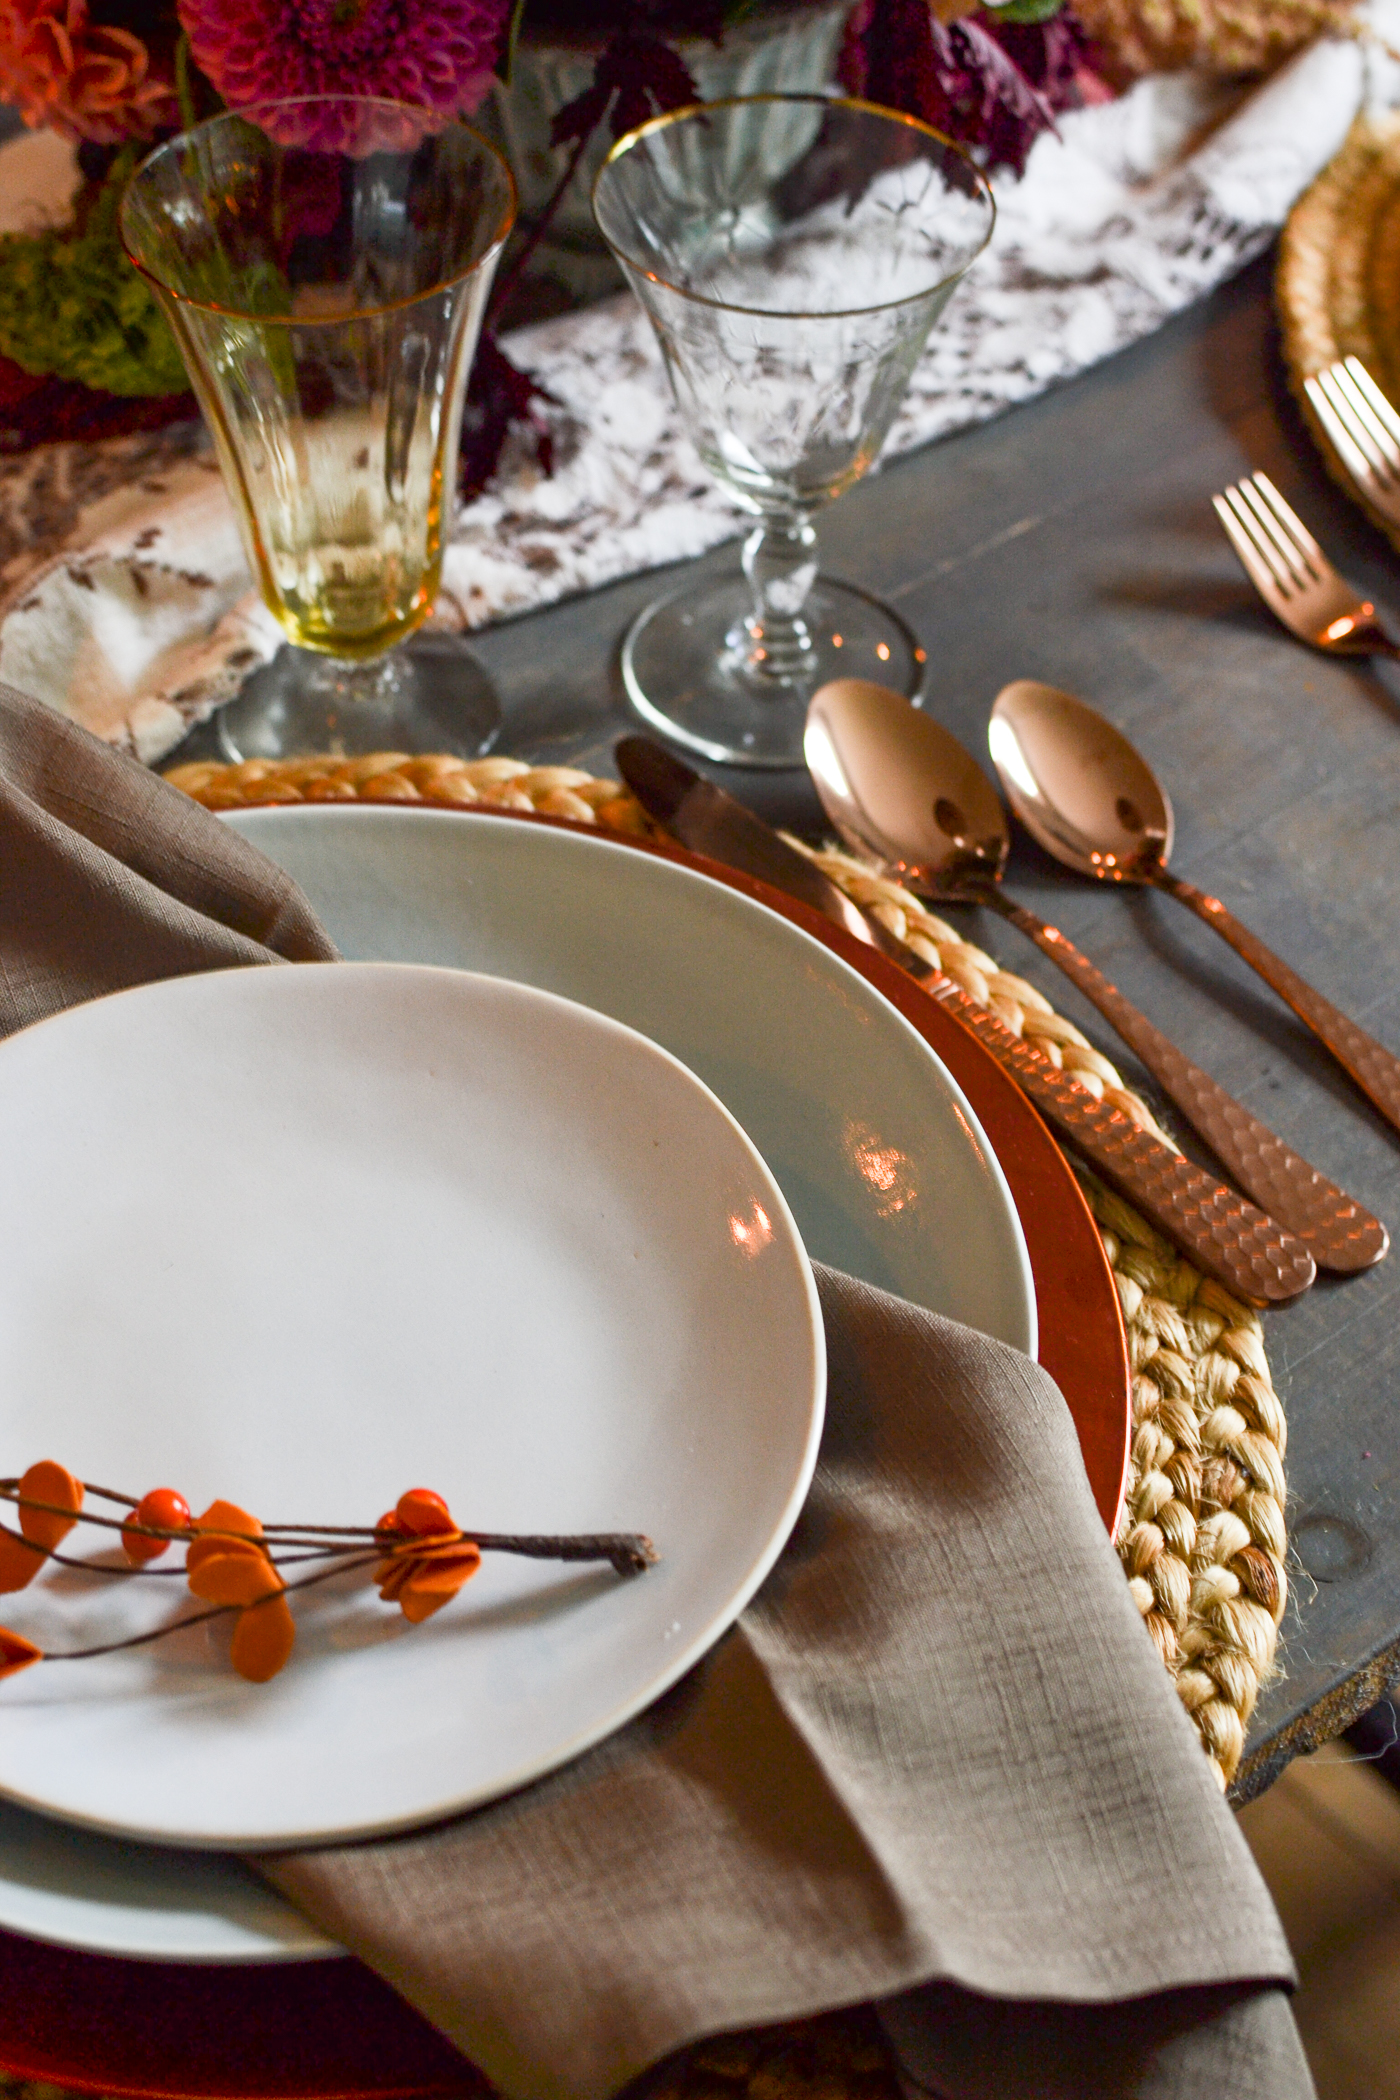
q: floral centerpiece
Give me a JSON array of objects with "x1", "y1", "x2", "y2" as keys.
[{"x1": 0, "y1": 0, "x2": 1354, "y2": 476}]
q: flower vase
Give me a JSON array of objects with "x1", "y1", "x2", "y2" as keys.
[{"x1": 476, "y1": 0, "x2": 848, "y2": 306}]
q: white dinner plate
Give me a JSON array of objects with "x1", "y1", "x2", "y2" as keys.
[
  {"x1": 0, "y1": 963, "x2": 824, "y2": 1850},
  {"x1": 232, "y1": 810, "x2": 1036, "y2": 1347},
  {"x1": 0, "y1": 807, "x2": 1032, "y2": 1962},
  {"x1": 0, "y1": 1799, "x2": 330, "y2": 1961}
]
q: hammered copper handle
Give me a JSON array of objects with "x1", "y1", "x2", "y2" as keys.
[
  {"x1": 911, "y1": 971, "x2": 1318, "y2": 1307},
  {"x1": 773, "y1": 868, "x2": 1319, "y2": 1306},
  {"x1": 978, "y1": 889, "x2": 1387, "y2": 1274},
  {"x1": 1157, "y1": 871, "x2": 1400, "y2": 1141},
  {"x1": 847, "y1": 909, "x2": 1318, "y2": 1305}
]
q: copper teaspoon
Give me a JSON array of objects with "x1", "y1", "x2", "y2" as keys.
[
  {"x1": 806, "y1": 677, "x2": 1387, "y2": 1273},
  {"x1": 989, "y1": 677, "x2": 1400, "y2": 1157}
]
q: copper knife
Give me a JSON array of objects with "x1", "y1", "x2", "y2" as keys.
[{"x1": 615, "y1": 735, "x2": 1316, "y2": 1309}]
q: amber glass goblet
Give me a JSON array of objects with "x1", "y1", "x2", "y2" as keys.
[{"x1": 121, "y1": 97, "x2": 515, "y2": 760}]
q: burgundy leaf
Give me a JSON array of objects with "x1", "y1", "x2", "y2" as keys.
[
  {"x1": 838, "y1": 0, "x2": 941, "y2": 118},
  {"x1": 550, "y1": 80, "x2": 612, "y2": 151},
  {"x1": 645, "y1": 0, "x2": 725, "y2": 41},
  {"x1": 458, "y1": 332, "x2": 556, "y2": 503},
  {"x1": 991, "y1": 10, "x2": 1088, "y2": 109},
  {"x1": 840, "y1": 0, "x2": 1070, "y2": 178},
  {"x1": 551, "y1": 28, "x2": 699, "y2": 150},
  {"x1": 944, "y1": 16, "x2": 1060, "y2": 175},
  {"x1": 0, "y1": 356, "x2": 194, "y2": 456}
]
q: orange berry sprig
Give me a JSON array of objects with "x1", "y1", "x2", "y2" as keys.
[{"x1": 0, "y1": 1468, "x2": 657, "y2": 1686}]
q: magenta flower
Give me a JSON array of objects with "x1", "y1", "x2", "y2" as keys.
[{"x1": 178, "y1": 0, "x2": 511, "y2": 122}]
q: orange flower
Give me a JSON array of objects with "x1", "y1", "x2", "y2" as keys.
[
  {"x1": 186, "y1": 1538, "x2": 284, "y2": 1609},
  {"x1": 374, "y1": 1488, "x2": 481, "y2": 1625},
  {"x1": 0, "y1": 1626, "x2": 42, "y2": 1680},
  {"x1": 1, "y1": 1460, "x2": 83, "y2": 1593},
  {"x1": 187, "y1": 1499, "x2": 265, "y2": 1565},
  {"x1": 17, "y1": 1459, "x2": 83, "y2": 1551},
  {"x1": 0, "y1": 0, "x2": 177, "y2": 144},
  {"x1": 185, "y1": 1499, "x2": 296, "y2": 1682},
  {"x1": 229, "y1": 1592, "x2": 295, "y2": 1682},
  {"x1": 0, "y1": 1527, "x2": 44, "y2": 1595},
  {"x1": 377, "y1": 1535, "x2": 482, "y2": 1624}
]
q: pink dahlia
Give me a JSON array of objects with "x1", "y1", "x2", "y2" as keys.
[
  {"x1": 178, "y1": 0, "x2": 511, "y2": 121},
  {"x1": 0, "y1": 0, "x2": 177, "y2": 142}
]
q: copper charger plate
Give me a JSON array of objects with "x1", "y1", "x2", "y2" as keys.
[{"x1": 0, "y1": 812, "x2": 1130, "y2": 2100}]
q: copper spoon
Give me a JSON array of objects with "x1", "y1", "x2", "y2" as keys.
[
  {"x1": 989, "y1": 677, "x2": 1400, "y2": 1155},
  {"x1": 806, "y1": 677, "x2": 1387, "y2": 1273}
]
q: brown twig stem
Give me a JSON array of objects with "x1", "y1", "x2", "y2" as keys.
[
  {"x1": 467, "y1": 1531, "x2": 659, "y2": 1576},
  {"x1": 3, "y1": 1484, "x2": 656, "y2": 1580},
  {"x1": 39, "y1": 1553, "x2": 384, "y2": 1661},
  {"x1": 3, "y1": 1484, "x2": 658, "y2": 1588}
]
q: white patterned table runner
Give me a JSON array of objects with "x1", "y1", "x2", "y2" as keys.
[{"x1": 0, "y1": 26, "x2": 1375, "y2": 762}]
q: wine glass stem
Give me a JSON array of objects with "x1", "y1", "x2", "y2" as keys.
[{"x1": 743, "y1": 516, "x2": 819, "y2": 682}]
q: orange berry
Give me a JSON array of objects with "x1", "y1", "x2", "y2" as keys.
[
  {"x1": 141, "y1": 1488, "x2": 190, "y2": 1531},
  {"x1": 395, "y1": 1488, "x2": 455, "y2": 1536},
  {"x1": 122, "y1": 1488, "x2": 191, "y2": 1565}
]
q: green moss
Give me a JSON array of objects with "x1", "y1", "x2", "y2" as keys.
[{"x1": 0, "y1": 150, "x2": 188, "y2": 398}]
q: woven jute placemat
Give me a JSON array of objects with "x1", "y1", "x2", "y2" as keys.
[
  {"x1": 169, "y1": 752, "x2": 1291, "y2": 1805},
  {"x1": 1076, "y1": 0, "x2": 1356, "y2": 82},
  {"x1": 1278, "y1": 106, "x2": 1400, "y2": 549}
]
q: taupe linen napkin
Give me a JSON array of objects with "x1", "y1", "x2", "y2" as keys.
[
  {"x1": 0, "y1": 680, "x2": 334, "y2": 1035},
  {"x1": 263, "y1": 1268, "x2": 1309, "y2": 2100},
  {"x1": 0, "y1": 682, "x2": 1311, "y2": 2100}
]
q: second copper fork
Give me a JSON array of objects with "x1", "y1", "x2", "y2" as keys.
[
  {"x1": 1304, "y1": 356, "x2": 1400, "y2": 535},
  {"x1": 1212, "y1": 470, "x2": 1400, "y2": 660}
]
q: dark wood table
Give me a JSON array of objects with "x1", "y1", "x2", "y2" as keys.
[{"x1": 385, "y1": 249, "x2": 1400, "y2": 1801}]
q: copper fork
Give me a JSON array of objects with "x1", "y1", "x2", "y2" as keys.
[
  {"x1": 1212, "y1": 471, "x2": 1400, "y2": 660},
  {"x1": 1304, "y1": 356, "x2": 1400, "y2": 534}
]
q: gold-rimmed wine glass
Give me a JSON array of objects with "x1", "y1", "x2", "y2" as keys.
[{"x1": 593, "y1": 94, "x2": 994, "y2": 768}]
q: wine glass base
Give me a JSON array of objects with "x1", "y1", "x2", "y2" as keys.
[
  {"x1": 620, "y1": 573, "x2": 925, "y2": 768},
  {"x1": 216, "y1": 629, "x2": 502, "y2": 763}
]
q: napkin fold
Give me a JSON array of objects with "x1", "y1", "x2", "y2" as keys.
[
  {"x1": 0, "y1": 680, "x2": 334, "y2": 1035},
  {"x1": 0, "y1": 684, "x2": 1312, "y2": 2100}
]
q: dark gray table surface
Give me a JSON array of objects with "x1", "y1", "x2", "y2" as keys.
[{"x1": 169, "y1": 249, "x2": 1400, "y2": 1799}]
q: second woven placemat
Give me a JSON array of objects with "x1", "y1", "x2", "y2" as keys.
[
  {"x1": 1278, "y1": 106, "x2": 1400, "y2": 549},
  {"x1": 169, "y1": 749, "x2": 1290, "y2": 1800}
]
